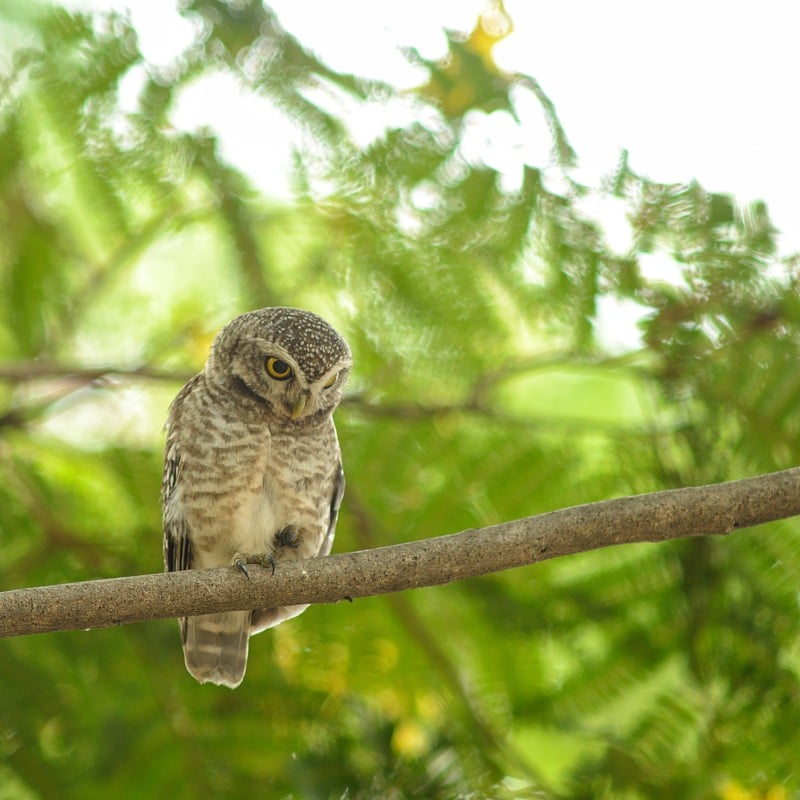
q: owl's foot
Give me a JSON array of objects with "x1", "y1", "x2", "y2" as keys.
[{"x1": 233, "y1": 552, "x2": 276, "y2": 579}]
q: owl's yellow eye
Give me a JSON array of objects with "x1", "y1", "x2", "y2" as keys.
[
  {"x1": 266, "y1": 357, "x2": 293, "y2": 381},
  {"x1": 322, "y1": 372, "x2": 339, "y2": 389}
]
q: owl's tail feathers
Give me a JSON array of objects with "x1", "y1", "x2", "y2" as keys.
[{"x1": 181, "y1": 611, "x2": 251, "y2": 689}]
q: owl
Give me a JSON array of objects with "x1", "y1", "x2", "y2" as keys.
[{"x1": 161, "y1": 307, "x2": 352, "y2": 688}]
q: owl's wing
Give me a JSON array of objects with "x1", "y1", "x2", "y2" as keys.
[
  {"x1": 162, "y1": 444, "x2": 194, "y2": 573},
  {"x1": 317, "y1": 459, "x2": 345, "y2": 558},
  {"x1": 161, "y1": 375, "x2": 253, "y2": 688},
  {"x1": 161, "y1": 378, "x2": 199, "y2": 574}
]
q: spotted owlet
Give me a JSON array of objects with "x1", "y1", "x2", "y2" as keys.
[{"x1": 161, "y1": 307, "x2": 351, "y2": 688}]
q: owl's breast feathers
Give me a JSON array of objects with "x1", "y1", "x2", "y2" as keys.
[{"x1": 162, "y1": 372, "x2": 341, "y2": 571}]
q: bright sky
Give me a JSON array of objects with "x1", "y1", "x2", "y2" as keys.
[
  {"x1": 62, "y1": 0, "x2": 800, "y2": 258},
  {"x1": 20, "y1": 0, "x2": 800, "y2": 437}
]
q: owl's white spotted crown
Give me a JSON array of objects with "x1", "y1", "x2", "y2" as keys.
[{"x1": 211, "y1": 306, "x2": 351, "y2": 383}]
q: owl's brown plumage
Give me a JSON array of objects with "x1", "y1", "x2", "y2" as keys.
[{"x1": 162, "y1": 307, "x2": 351, "y2": 688}]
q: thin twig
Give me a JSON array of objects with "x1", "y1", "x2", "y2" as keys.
[
  {"x1": 0, "y1": 362, "x2": 668, "y2": 436},
  {"x1": 0, "y1": 363, "x2": 194, "y2": 383}
]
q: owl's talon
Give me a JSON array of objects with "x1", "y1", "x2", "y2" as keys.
[
  {"x1": 233, "y1": 552, "x2": 276, "y2": 578},
  {"x1": 234, "y1": 557, "x2": 251, "y2": 579}
]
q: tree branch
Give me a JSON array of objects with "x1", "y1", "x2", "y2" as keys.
[
  {"x1": 2, "y1": 467, "x2": 800, "y2": 638},
  {"x1": 0, "y1": 362, "x2": 193, "y2": 383}
]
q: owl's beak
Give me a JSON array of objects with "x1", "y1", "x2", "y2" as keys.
[{"x1": 290, "y1": 394, "x2": 308, "y2": 420}]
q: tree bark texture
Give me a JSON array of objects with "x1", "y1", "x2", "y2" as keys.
[{"x1": 2, "y1": 467, "x2": 799, "y2": 638}]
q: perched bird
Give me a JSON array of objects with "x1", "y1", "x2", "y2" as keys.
[{"x1": 161, "y1": 307, "x2": 351, "y2": 688}]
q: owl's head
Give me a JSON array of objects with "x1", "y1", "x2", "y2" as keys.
[{"x1": 206, "y1": 307, "x2": 352, "y2": 422}]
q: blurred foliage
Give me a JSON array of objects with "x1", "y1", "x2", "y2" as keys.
[{"x1": 1, "y1": 1, "x2": 800, "y2": 798}]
